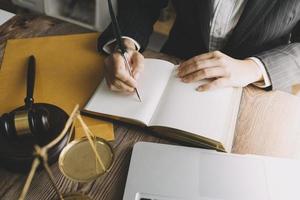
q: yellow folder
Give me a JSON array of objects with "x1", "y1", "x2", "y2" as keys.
[{"x1": 0, "y1": 33, "x2": 114, "y2": 141}]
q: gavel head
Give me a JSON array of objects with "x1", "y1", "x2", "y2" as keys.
[
  {"x1": 0, "y1": 106, "x2": 50, "y2": 139},
  {"x1": 0, "y1": 103, "x2": 72, "y2": 173}
]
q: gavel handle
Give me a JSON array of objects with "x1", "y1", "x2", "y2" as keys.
[{"x1": 24, "y1": 55, "x2": 36, "y2": 109}]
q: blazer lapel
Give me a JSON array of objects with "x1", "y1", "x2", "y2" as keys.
[{"x1": 224, "y1": 0, "x2": 278, "y2": 53}]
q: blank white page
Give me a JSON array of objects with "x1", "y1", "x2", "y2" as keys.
[
  {"x1": 84, "y1": 59, "x2": 174, "y2": 125},
  {"x1": 150, "y1": 69, "x2": 242, "y2": 142},
  {"x1": 0, "y1": 9, "x2": 14, "y2": 26}
]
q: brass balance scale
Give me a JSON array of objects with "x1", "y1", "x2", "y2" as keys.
[{"x1": 18, "y1": 104, "x2": 114, "y2": 200}]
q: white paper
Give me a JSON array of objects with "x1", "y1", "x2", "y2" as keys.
[
  {"x1": 84, "y1": 59, "x2": 174, "y2": 125},
  {"x1": 150, "y1": 69, "x2": 240, "y2": 142},
  {"x1": 0, "y1": 9, "x2": 14, "y2": 26}
]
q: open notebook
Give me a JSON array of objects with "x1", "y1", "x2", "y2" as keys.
[{"x1": 84, "y1": 59, "x2": 243, "y2": 152}]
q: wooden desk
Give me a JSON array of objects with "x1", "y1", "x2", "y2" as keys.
[{"x1": 1, "y1": 15, "x2": 300, "y2": 200}]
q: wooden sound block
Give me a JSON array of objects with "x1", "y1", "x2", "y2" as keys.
[{"x1": 0, "y1": 103, "x2": 73, "y2": 173}]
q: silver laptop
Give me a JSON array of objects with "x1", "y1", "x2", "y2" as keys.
[{"x1": 123, "y1": 142, "x2": 300, "y2": 200}]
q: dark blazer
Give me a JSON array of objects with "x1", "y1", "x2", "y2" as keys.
[{"x1": 99, "y1": 0, "x2": 300, "y2": 92}]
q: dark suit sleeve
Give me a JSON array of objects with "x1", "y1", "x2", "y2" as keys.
[
  {"x1": 98, "y1": 0, "x2": 169, "y2": 53},
  {"x1": 255, "y1": 21, "x2": 300, "y2": 92}
]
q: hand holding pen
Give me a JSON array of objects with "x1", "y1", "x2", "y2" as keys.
[
  {"x1": 104, "y1": 42, "x2": 144, "y2": 94},
  {"x1": 105, "y1": 0, "x2": 143, "y2": 101}
]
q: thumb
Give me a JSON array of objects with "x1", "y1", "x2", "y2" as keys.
[
  {"x1": 197, "y1": 78, "x2": 229, "y2": 92},
  {"x1": 130, "y1": 52, "x2": 144, "y2": 80}
]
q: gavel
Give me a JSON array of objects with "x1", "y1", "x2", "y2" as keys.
[{"x1": 0, "y1": 56, "x2": 50, "y2": 139}]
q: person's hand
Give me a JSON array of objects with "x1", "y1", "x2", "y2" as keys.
[
  {"x1": 104, "y1": 39, "x2": 144, "y2": 93},
  {"x1": 177, "y1": 51, "x2": 263, "y2": 91}
]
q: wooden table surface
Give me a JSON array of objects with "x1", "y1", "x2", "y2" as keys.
[{"x1": 1, "y1": 15, "x2": 300, "y2": 200}]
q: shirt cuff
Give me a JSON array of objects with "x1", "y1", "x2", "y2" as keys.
[
  {"x1": 248, "y1": 57, "x2": 272, "y2": 88},
  {"x1": 102, "y1": 36, "x2": 141, "y2": 54}
]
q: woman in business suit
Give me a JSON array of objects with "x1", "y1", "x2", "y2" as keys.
[{"x1": 98, "y1": 0, "x2": 300, "y2": 93}]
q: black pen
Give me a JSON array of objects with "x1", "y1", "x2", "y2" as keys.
[{"x1": 107, "y1": 0, "x2": 142, "y2": 102}]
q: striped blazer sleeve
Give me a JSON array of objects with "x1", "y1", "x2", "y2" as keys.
[{"x1": 255, "y1": 21, "x2": 300, "y2": 92}]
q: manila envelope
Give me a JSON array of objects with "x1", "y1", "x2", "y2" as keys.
[{"x1": 0, "y1": 33, "x2": 114, "y2": 141}]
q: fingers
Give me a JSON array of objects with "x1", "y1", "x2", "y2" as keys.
[
  {"x1": 179, "y1": 51, "x2": 219, "y2": 69},
  {"x1": 104, "y1": 50, "x2": 144, "y2": 93},
  {"x1": 113, "y1": 65, "x2": 137, "y2": 88},
  {"x1": 107, "y1": 78, "x2": 135, "y2": 93},
  {"x1": 104, "y1": 53, "x2": 136, "y2": 92},
  {"x1": 178, "y1": 58, "x2": 220, "y2": 77},
  {"x1": 197, "y1": 78, "x2": 230, "y2": 92},
  {"x1": 105, "y1": 69, "x2": 135, "y2": 93},
  {"x1": 178, "y1": 51, "x2": 226, "y2": 78},
  {"x1": 181, "y1": 67, "x2": 228, "y2": 83},
  {"x1": 130, "y1": 51, "x2": 144, "y2": 80}
]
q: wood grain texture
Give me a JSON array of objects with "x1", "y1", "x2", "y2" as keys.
[
  {"x1": 232, "y1": 86, "x2": 300, "y2": 158},
  {"x1": 1, "y1": 15, "x2": 300, "y2": 200}
]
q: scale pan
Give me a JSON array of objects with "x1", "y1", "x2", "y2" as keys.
[{"x1": 59, "y1": 137, "x2": 114, "y2": 182}]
